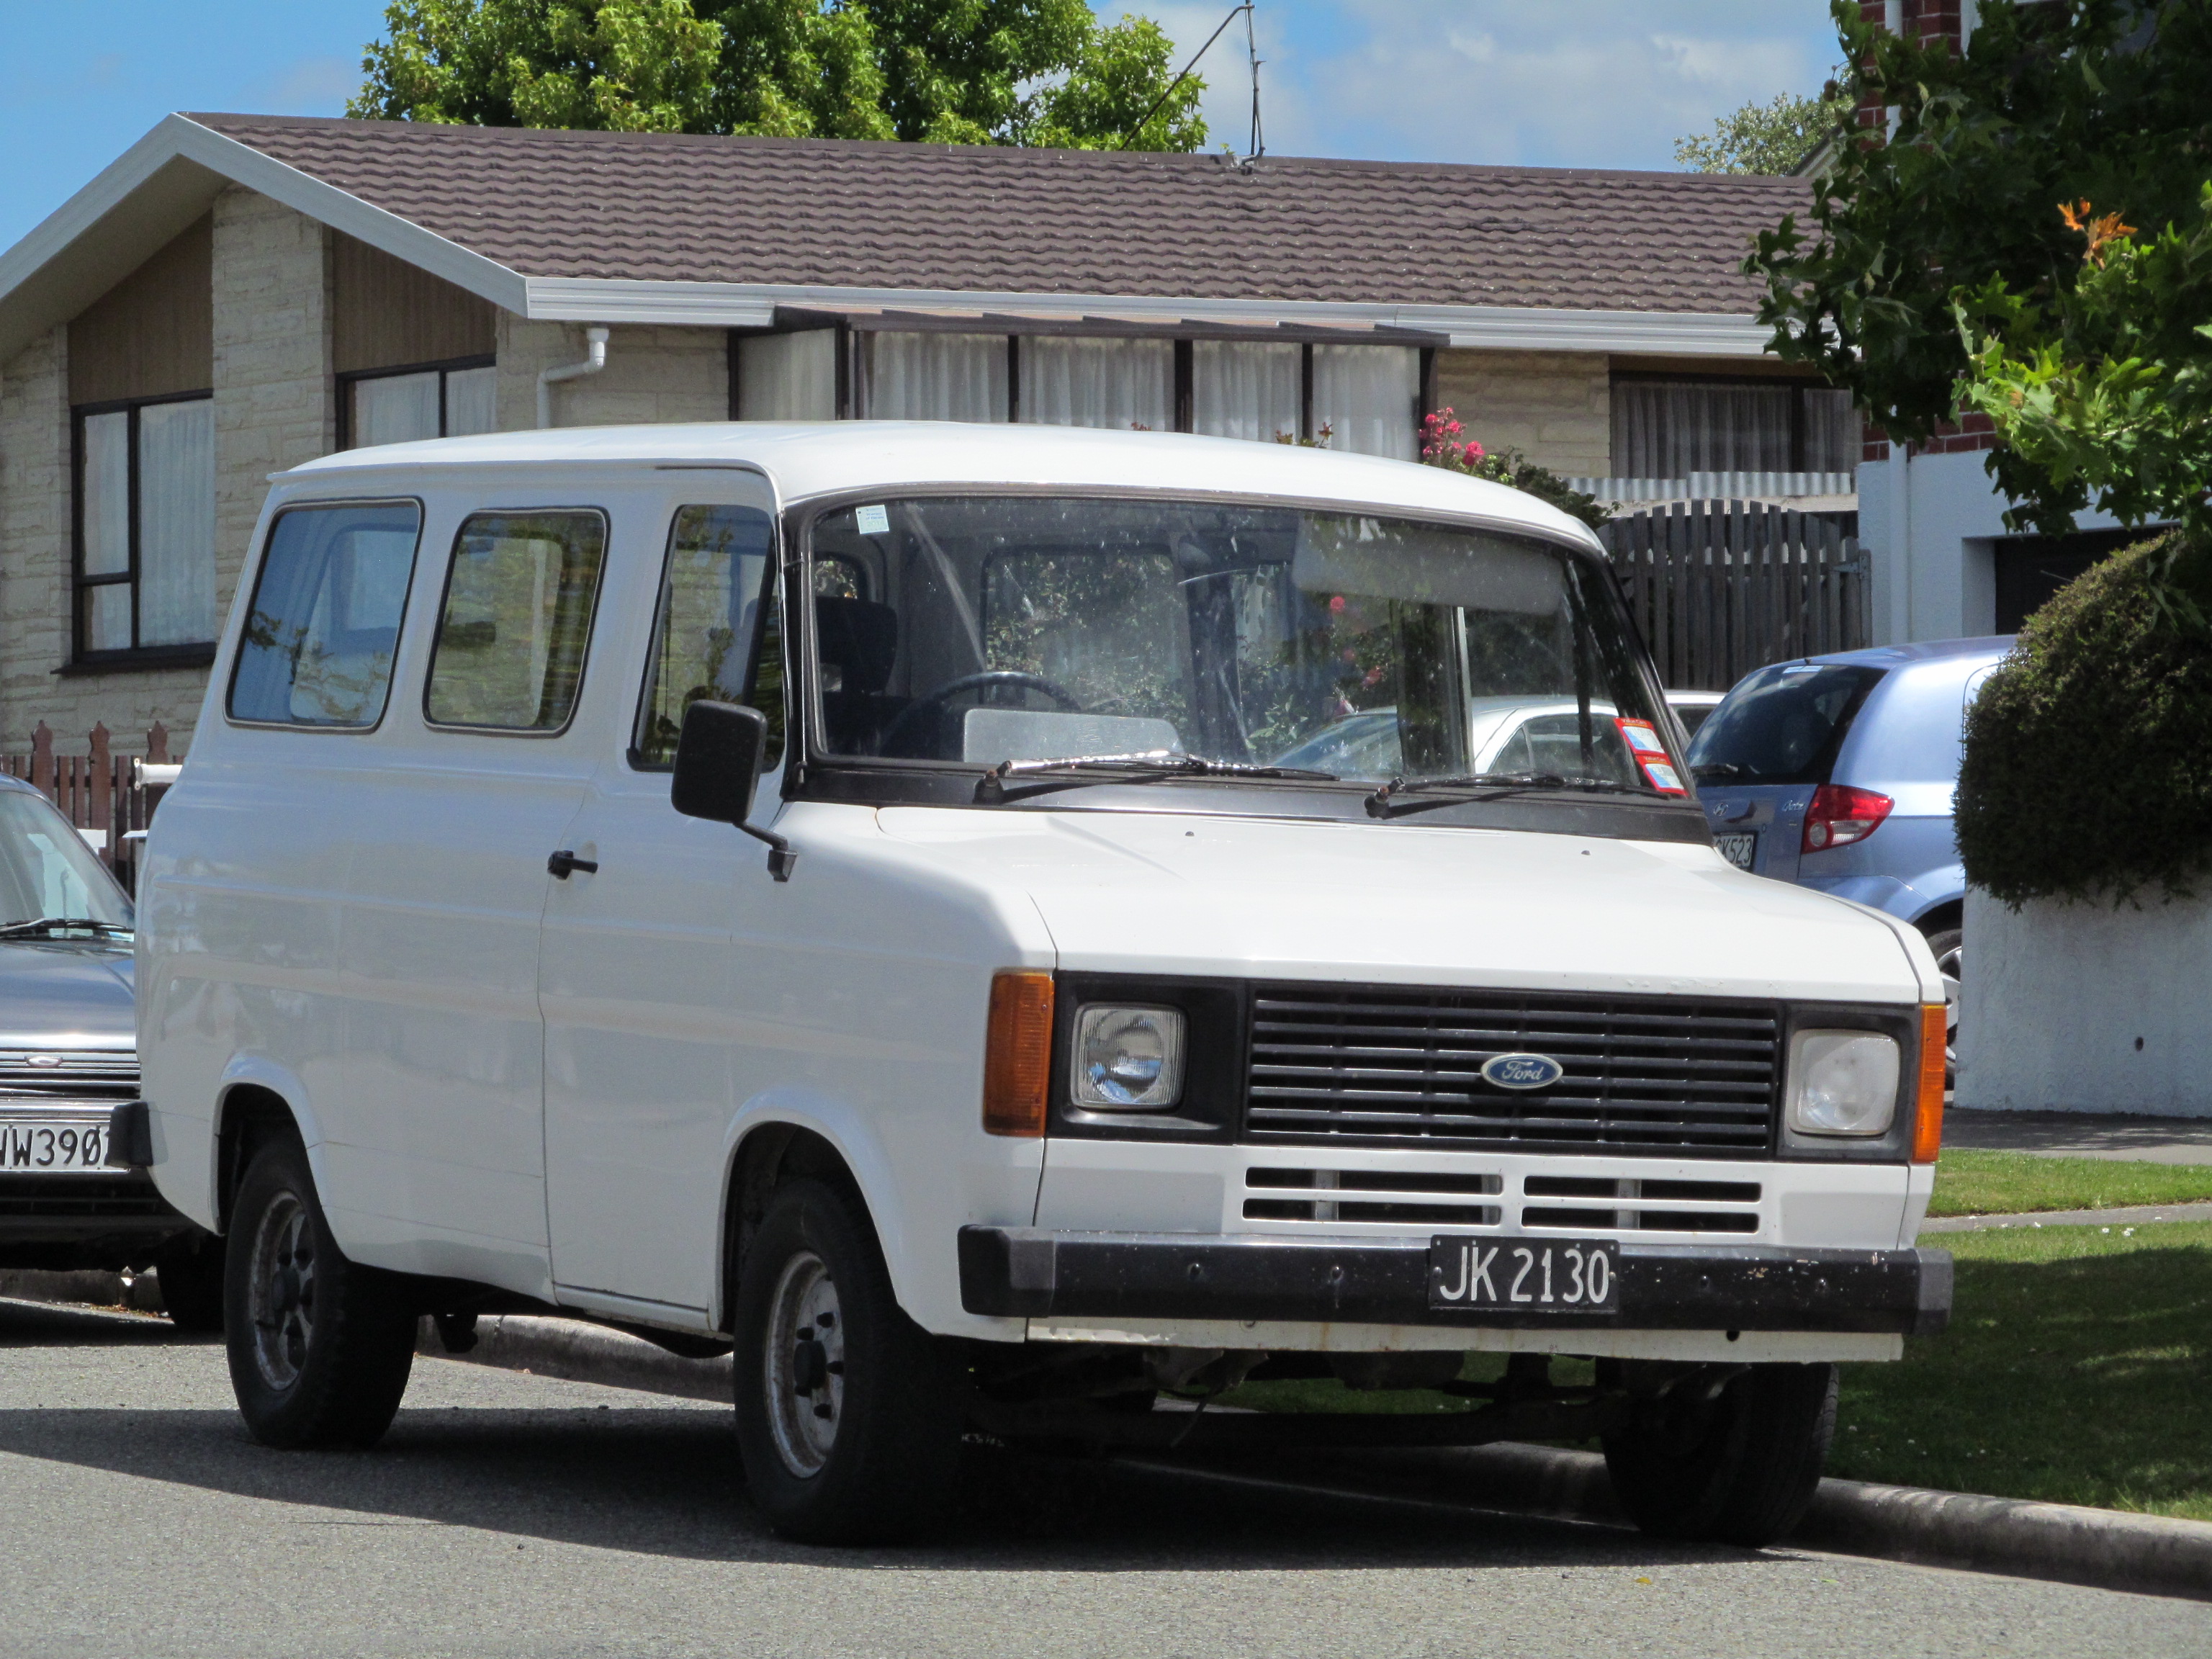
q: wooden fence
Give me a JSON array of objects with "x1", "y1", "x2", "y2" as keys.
[
  {"x1": 1, "y1": 722, "x2": 178, "y2": 884},
  {"x1": 1602, "y1": 500, "x2": 1871, "y2": 692}
]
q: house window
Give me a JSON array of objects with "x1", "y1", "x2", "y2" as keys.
[
  {"x1": 1611, "y1": 377, "x2": 1860, "y2": 482},
  {"x1": 737, "y1": 330, "x2": 839, "y2": 420},
  {"x1": 1018, "y1": 337, "x2": 1176, "y2": 431},
  {"x1": 342, "y1": 358, "x2": 498, "y2": 449},
  {"x1": 856, "y1": 332, "x2": 1008, "y2": 423},
  {"x1": 73, "y1": 392, "x2": 216, "y2": 658},
  {"x1": 1193, "y1": 341, "x2": 1302, "y2": 443}
]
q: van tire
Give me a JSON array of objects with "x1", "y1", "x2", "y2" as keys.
[
  {"x1": 1601, "y1": 1362, "x2": 1837, "y2": 1546},
  {"x1": 153, "y1": 1231, "x2": 227, "y2": 1333},
  {"x1": 732, "y1": 1179, "x2": 963, "y2": 1545},
  {"x1": 224, "y1": 1133, "x2": 415, "y2": 1449}
]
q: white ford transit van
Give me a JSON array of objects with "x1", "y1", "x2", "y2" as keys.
[{"x1": 132, "y1": 423, "x2": 1950, "y2": 1546}]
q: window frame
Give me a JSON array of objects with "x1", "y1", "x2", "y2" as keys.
[
  {"x1": 337, "y1": 354, "x2": 498, "y2": 451},
  {"x1": 627, "y1": 501, "x2": 786, "y2": 773},
  {"x1": 68, "y1": 387, "x2": 217, "y2": 671},
  {"x1": 221, "y1": 496, "x2": 428, "y2": 735},
  {"x1": 420, "y1": 504, "x2": 613, "y2": 739}
]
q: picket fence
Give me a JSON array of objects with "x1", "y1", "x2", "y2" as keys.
[
  {"x1": 0, "y1": 723, "x2": 179, "y2": 883},
  {"x1": 1601, "y1": 500, "x2": 1871, "y2": 693}
]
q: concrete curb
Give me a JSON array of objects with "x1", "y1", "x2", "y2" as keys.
[{"x1": 421, "y1": 1315, "x2": 2212, "y2": 1602}]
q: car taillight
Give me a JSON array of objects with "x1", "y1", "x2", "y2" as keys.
[{"x1": 1801, "y1": 784, "x2": 1892, "y2": 853}]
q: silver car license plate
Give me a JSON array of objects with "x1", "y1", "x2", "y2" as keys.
[
  {"x1": 1428, "y1": 1236, "x2": 1619, "y2": 1313},
  {"x1": 0, "y1": 1119, "x2": 110, "y2": 1174},
  {"x1": 1714, "y1": 832, "x2": 1757, "y2": 871}
]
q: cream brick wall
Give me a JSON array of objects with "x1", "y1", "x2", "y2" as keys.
[
  {"x1": 1431, "y1": 349, "x2": 1611, "y2": 478},
  {"x1": 0, "y1": 328, "x2": 77, "y2": 752},
  {"x1": 498, "y1": 318, "x2": 729, "y2": 432}
]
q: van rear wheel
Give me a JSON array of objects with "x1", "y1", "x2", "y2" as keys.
[
  {"x1": 224, "y1": 1133, "x2": 416, "y2": 1449},
  {"x1": 1602, "y1": 1362, "x2": 1837, "y2": 1546},
  {"x1": 732, "y1": 1179, "x2": 963, "y2": 1544}
]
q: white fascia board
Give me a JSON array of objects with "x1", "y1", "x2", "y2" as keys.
[
  {"x1": 526, "y1": 274, "x2": 1772, "y2": 356},
  {"x1": 0, "y1": 114, "x2": 528, "y2": 362}
]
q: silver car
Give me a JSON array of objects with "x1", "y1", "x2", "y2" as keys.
[
  {"x1": 1686, "y1": 637, "x2": 2013, "y2": 1066},
  {"x1": 0, "y1": 775, "x2": 219, "y2": 1327}
]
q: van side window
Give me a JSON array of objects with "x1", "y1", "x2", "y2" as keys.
[
  {"x1": 634, "y1": 505, "x2": 782, "y2": 768},
  {"x1": 425, "y1": 511, "x2": 608, "y2": 732},
  {"x1": 228, "y1": 500, "x2": 423, "y2": 728}
]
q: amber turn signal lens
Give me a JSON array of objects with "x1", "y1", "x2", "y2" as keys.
[
  {"x1": 1911, "y1": 1003, "x2": 1947, "y2": 1164},
  {"x1": 984, "y1": 971, "x2": 1055, "y2": 1136}
]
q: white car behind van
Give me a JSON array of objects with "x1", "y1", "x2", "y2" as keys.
[{"x1": 132, "y1": 423, "x2": 1950, "y2": 1546}]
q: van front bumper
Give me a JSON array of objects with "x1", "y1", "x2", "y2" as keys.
[{"x1": 957, "y1": 1227, "x2": 1952, "y2": 1337}]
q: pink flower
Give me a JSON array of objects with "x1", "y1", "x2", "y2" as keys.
[{"x1": 1328, "y1": 594, "x2": 1346, "y2": 613}]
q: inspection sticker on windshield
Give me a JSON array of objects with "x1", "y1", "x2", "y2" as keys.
[
  {"x1": 1615, "y1": 718, "x2": 1668, "y2": 755},
  {"x1": 1429, "y1": 1236, "x2": 1619, "y2": 1313},
  {"x1": 854, "y1": 503, "x2": 890, "y2": 535}
]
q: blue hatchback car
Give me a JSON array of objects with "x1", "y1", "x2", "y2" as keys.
[{"x1": 1685, "y1": 637, "x2": 2014, "y2": 1064}]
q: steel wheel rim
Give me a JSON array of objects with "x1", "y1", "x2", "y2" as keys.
[
  {"x1": 1936, "y1": 941, "x2": 1963, "y2": 1068},
  {"x1": 762, "y1": 1249, "x2": 844, "y2": 1479},
  {"x1": 246, "y1": 1191, "x2": 316, "y2": 1390}
]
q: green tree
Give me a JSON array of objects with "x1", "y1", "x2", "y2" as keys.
[
  {"x1": 350, "y1": 0, "x2": 1204, "y2": 148},
  {"x1": 1747, "y1": 0, "x2": 2212, "y2": 495},
  {"x1": 1674, "y1": 81, "x2": 1852, "y2": 176}
]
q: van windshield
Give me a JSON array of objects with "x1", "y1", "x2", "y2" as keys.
[
  {"x1": 1687, "y1": 662, "x2": 1885, "y2": 786},
  {"x1": 804, "y1": 496, "x2": 1676, "y2": 791}
]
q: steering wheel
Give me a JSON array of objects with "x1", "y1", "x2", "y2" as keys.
[{"x1": 876, "y1": 670, "x2": 1084, "y2": 757}]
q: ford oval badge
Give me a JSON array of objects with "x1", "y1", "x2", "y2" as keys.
[{"x1": 1481, "y1": 1052, "x2": 1563, "y2": 1091}]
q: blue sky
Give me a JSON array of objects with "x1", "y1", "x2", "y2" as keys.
[{"x1": 0, "y1": 1, "x2": 1843, "y2": 250}]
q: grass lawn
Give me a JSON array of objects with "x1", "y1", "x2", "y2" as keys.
[
  {"x1": 1928, "y1": 1146, "x2": 2212, "y2": 1217},
  {"x1": 1221, "y1": 1223, "x2": 2212, "y2": 1521}
]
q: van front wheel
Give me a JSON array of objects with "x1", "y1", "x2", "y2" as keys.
[
  {"x1": 732, "y1": 1179, "x2": 962, "y2": 1544},
  {"x1": 224, "y1": 1134, "x2": 416, "y2": 1449},
  {"x1": 1601, "y1": 1362, "x2": 1837, "y2": 1546}
]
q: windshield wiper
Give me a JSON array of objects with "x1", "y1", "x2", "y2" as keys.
[
  {"x1": 0, "y1": 917, "x2": 132, "y2": 940},
  {"x1": 974, "y1": 752, "x2": 1338, "y2": 804},
  {"x1": 1691, "y1": 762, "x2": 1747, "y2": 781},
  {"x1": 1364, "y1": 773, "x2": 1653, "y2": 819}
]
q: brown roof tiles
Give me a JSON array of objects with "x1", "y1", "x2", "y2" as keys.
[{"x1": 189, "y1": 112, "x2": 1806, "y2": 315}]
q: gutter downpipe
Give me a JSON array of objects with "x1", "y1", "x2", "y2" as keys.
[{"x1": 536, "y1": 325, "x2": 609, "y2": 428}]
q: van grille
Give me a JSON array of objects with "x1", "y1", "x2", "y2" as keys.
[
  {"x1": 0, "y1": 1175, "x2": 170, "y2": 1221},
  {"x1": 1244, "y1": 986, "x2": 1779, "y2": 1157}
]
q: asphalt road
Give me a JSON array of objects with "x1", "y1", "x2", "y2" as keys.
[{"x1": 2, "y1": 1300, "x2": 2206, "y2": 1659}]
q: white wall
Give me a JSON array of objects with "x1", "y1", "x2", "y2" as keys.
[
  {"x1": 1859, "y1": 449, "x2": 2128, "y2": 647},
  {"x1": 1959, "y1": 886, "x2": 2212, "y2": 1116}
]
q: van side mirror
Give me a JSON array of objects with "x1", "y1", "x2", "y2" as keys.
[{"x1": 670, "y1": 701, "x2": 796, "y2": 881}]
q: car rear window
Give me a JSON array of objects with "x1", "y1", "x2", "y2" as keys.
[{"x1": 1687, "y1": 662, "x2": 1885, "y2": 786}]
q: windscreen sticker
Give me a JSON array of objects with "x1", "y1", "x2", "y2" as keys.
[
  {"x1": 1614, "y1": 717, "x2": 1668, "y2": 755},
  {"x1": 1639, "y1": 759, "x2": 1688, "y2": 795},
  {"x1": 855, "y1": 503, "x2": 890, "y2": 535}
]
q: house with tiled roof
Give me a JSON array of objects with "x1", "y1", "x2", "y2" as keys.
[{"x1": 0, "y1": 112, "x2": 1863, "y2": 750}]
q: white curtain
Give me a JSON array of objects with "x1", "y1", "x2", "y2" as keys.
[
  {"x1": 80, "y1": 411, "x2": 131, "y2": 650},
  {"x1": 1020, "y1": 336, "x2": 1174, "y2": 431},
  {"x1": 446, "y1": 366, "x2": 499, "y2": 436},
  {"x1": 1311, "y1": 345, "x2": 1419, "y2": 460},
  {"x1": 738, "y1": 330, "x2": 838, "y2": 421},
  {"x1": 137, "y1": 397, "x2": 215, "y2": 646},
  {"x1": 860, "y1": 331, "x2": 1007, "y2": 422},
  {"x1": 1193, "y1": 341, "x2": 1301, "y2": 443},
  {"x1": 1802, "y1": 388, "x2": 1861, "y2": 475},
  {"x1": 351, "y1": 371, "x2": 441, "y2": 449},
  {"x1": 1611, "y1": 382, "x2": 1799, "y2": 479}
]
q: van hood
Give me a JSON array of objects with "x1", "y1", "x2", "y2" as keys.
[
  {"x1": 0, "y1": 942, "x2": 135, "y2": 1049},
  {"x1": 874, "y1": 806, "x2": 1923, "y2": 1004}
]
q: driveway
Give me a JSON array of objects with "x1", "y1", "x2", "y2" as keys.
[{"x1": 1, "y1": 1299, "x2": 2206, "y2": 1659}]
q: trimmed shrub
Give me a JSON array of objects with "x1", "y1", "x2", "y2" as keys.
[{"x1": 1956, "y1": 532, "x2": 2212, "y2": 904}]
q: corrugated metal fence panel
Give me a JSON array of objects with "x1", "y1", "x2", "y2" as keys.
[{"x1": 1601, "y1": 501, "x2": 1869, "y2": 693}]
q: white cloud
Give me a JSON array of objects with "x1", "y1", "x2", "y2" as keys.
[{"x1": 1112, "y1": 0, "x2": 1839, "y2": 169}]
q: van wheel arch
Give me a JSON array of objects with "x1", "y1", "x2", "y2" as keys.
[
  {"x1": 722, "y1": 1124, "x2": 867, "y2": 1335},
  {"x1": 214, "y1": 1085, "x2": 307, "y2": 1235},
  {"x1": 1914, "y1": 900, "x2": 1962, "y2": 939}
]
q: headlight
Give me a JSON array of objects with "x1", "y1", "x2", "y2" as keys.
[
  {"x1": 1071, "y1": 1005, "x2": 1186, "y2": 1110},
  {"x1": 1786, "y1": 1030, "x2": 1900, "y2": 1136}
]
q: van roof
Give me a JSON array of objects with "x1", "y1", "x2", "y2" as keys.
[{"x1": 277, "y1": 420, "x2": 1604, "y2": 551}]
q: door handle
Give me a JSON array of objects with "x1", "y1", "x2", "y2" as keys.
[{"x1": 547, "y1": 850, "x2": 599, "y2": 880}]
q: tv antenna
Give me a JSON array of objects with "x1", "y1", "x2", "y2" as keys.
[{"x1": 1120, "y1": 2, "x2": 1264, "y2": 160}]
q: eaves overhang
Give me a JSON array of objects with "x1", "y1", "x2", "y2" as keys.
[{"x1": 0, "y1": 112, "x2": 1776, "y2": 369}]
